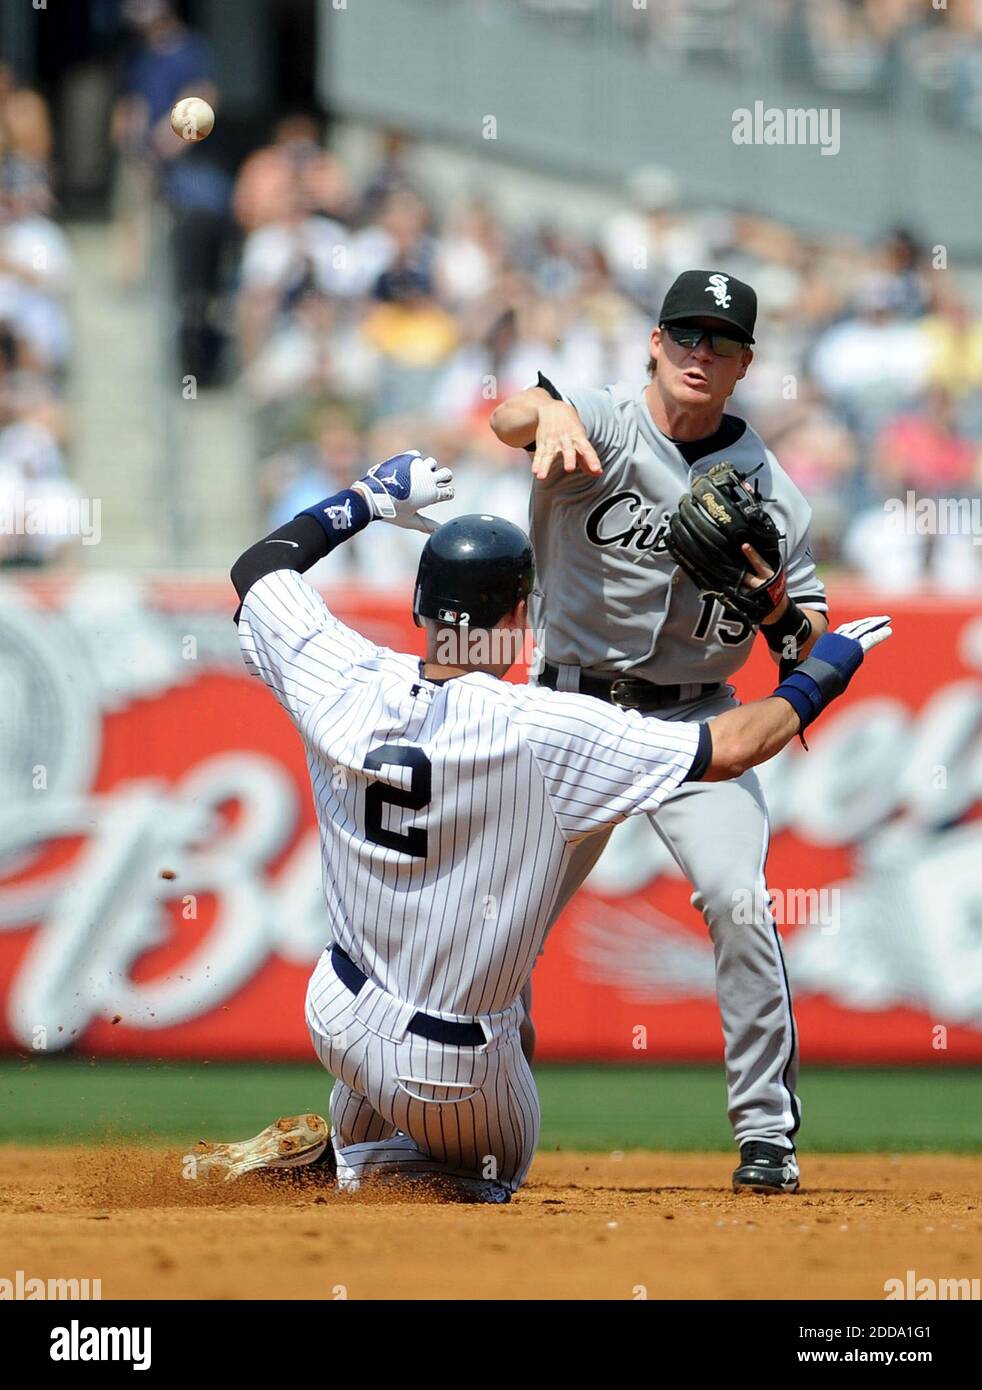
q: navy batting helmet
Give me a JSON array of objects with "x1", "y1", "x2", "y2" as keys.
[{"x1": 413, "y1": 514, "x2": 534, "y2": 628}]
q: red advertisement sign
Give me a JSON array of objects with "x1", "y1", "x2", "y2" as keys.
[{"x1": 0, "y1": 575, "x2": 979, "y2": 1062}]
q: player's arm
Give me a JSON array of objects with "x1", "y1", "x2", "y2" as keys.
[
  {"x1": 759, "y1": 594, "x2": 829, "y2": 667},
  {"x1": 739, "y1": 475, "x2": 830, "y2": 668},
  {"x1": 697, "y1": 617, "x2": 891, "y2": 781},
  {"x1": 698, "y1": 697, "x2": 802, "y2": 781},
  {"x1": 230, "y1": 510, "x2": 358, "y2": 603},
  {"x1": 740, "y1": 541, "x2": 829, "y2": 672},
  {"x1": 521, "y1": 619, "x2": 890, "y2": 839},
  {"x1": 230, "y1": 452, "x2": 453, "y2": 717},
  {"x1": 489, "y1": 373, "x2": 603, "y2": 480},
  {"x1": 231, "y1": 450, "x2": 454, "y2": 605}
]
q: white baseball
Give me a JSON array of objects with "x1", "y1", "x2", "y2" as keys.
[{"x1": 170, "y1": 96, "x2": 215, "y2": 143}]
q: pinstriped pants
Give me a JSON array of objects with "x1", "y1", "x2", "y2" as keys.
[{"x1": 305, "y1": 950, "x2": 541, "y2": 1192}]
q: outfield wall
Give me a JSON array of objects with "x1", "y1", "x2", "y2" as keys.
[{"x1": 0, "y1": 575, "x2": 979, "y2": 1063}]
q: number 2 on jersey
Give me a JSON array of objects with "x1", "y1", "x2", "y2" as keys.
[{"x1": 364, "y1": 744, "x2": 432, "y2": 856}]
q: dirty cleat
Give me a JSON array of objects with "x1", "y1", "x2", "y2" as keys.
[
  {"x1": 191, "y1": 1114, "x2": 330, "y2": 1182},
  {"x1": 732, "y1": 1141, "x2": 800, "y2": 1194}
]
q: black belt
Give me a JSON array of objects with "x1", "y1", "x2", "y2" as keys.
[
  {"x1": 331, "y1": 946, "x2": 486, "y2": 1047},
  {"x1": 540, "y1": 662, "x2": 721, "y2": 710}
]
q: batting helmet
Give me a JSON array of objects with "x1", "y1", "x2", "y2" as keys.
[{"x1": 412, "y1": 514, "x2": 534, "y2": 628}]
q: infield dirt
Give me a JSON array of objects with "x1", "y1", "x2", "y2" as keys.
[{"x1": 1, "y1": 1147, "x2": 979, "y2": 1300}]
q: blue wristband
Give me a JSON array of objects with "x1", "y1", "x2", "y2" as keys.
[
  {"x1": 296, "y1": 488, "x2": 372, "y2": 545},
  {"x1": 772, "y1": 671, "x2": 822, "y2": 729},
  {"x1": 771, "y1": 631, "x2": 864, "y2": 730}
]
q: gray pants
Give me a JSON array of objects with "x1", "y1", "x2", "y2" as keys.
[{"x1": 560, "y1": 686, "x2": 800, "y2": 1150}]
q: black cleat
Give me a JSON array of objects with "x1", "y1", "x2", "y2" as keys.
[{"x1": 732, "y1": 1141, "x2": 800, "y2": 1194}]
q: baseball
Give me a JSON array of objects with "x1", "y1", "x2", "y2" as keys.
[{"x1": 170, "y1": 96, "x2": 215, "y2": 143}]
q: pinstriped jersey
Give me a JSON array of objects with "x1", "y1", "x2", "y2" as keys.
[
  {"x1": 237, "y1": 569, "x2": 702, "y2": 1017},
  {"x1": 530, "y1": 381, "x2": 828, "y2": 684}
]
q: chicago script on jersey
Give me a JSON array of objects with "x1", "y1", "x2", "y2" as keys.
[{"x1": 583, "y1": 491, "x2": 672, "y2": 555}]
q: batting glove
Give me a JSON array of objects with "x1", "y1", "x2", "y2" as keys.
[
  {"x1": 833, "y1": 615, "x2": 893, "y2": 654},
  {"x1": 352, "y1": 451, "x2": 454, "y2": 534},
  {"x1": 805, "y1": 615, "x2": 893, "y2": 689}
]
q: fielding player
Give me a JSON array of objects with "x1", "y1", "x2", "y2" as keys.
[
  {"x1": 194, "y1": 449, "x2": 889, "y2": 1202},
  {"x1": 491, "y1": 269, "x2": 829, "y2": 1193}
]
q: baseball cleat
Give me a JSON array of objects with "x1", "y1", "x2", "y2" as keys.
[
  {"x1": 191, "y1": 1114, "x2": 330, "y2": 1182},
  {"x1": 732, "y1": 1141, "x2": 800, "y2": 1194},
  {"x1": 430, "y1": 1176, "x2": 512, "y2": 1204}
]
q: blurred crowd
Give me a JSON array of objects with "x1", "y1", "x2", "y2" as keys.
[
  {"x1": 3, "y1": 0, "x2": 981, "y2": 589},
  {"x1": 527, "y1": 0, "x2": 982, "y2": 135},
  {"x1": 0, "y1": 66, "x2": 81, "y2": 568},
  {"x1": 1, "y1": 0, "x2": 228, "y2": 568},
  {"x1": 111, "y1": 0, "x2": 229, "y2": 382},
  {"x1": 236, "y1": 127, "x2": 982, "y2": 591}
]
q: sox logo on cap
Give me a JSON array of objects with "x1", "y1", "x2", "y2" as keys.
[{"x1": 705, "y1": 273, "x2": 732, "y2": 309}]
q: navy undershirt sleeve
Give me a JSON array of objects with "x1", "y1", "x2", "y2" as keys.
[
  {"x1": 230, "y1": 488, "x2": 372, "y2": 619},
  {"x1": 683, "y1": 722, "x2": 713, "y2": 782}
]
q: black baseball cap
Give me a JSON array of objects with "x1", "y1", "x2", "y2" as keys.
[{"x1": 659, "y1": 270, "x2": 757, "y2": 344}]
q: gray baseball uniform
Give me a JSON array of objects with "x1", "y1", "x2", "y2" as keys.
[{"x1": 530, "y1": 379, "x2": 828, "y2": 1149}]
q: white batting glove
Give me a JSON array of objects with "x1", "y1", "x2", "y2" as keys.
[
  {"x1": 352, "y1": 451, "x2": 454, "y2": 534},
  {"x1": 833, "y1": 615, "x2": 892, "y2": 653}
]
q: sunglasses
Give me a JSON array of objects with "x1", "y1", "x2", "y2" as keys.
[{"x1": 662, "y1": 323, "x2": 750, "y2": 358}]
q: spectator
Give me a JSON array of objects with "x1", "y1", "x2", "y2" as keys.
[
  {"x1": 432, "y1": 199, "x2": 505, "y2": 309},
  {"x1": 872, "y1": 386, "x2": 979, "y2": 498},
  {"x1": 763, "y1": 392, "x2": 860, "y2": 562},
  {"x1": 237, "y1": 180, "x2": 352, "y2": 365},
  {"x1": 843, "y1": 385, "x2": 982, "y2": 591},
  {"x1": 111, "y1": 0, "x2": 217, "y2": 287},
  {"x1": 263, "y1": 405, "x2": 367, "y2": 530},
  {"x1": 945, "y1": 0, "x2": 982, "y2": 133},
  {"x1": 0, "y1": 160, "x2": 74, "y2": 376},
  {"x1": 361, "y1": 265, "x2": 459, "y2": 420},
  {"x1": 920, "y1": 286, "x2": 982, "y2": 440},
  {"x1": 111, "y1": 0, "x2": 232, "y2": 384},
  {"x1": 233, "y1": 114, "x2": 351, "y2": 234},
  {"x1": 878, "y1": 227, "x2": 931, "y2": 318},
  {"x1": 0, "y1": 64, "x2": 53, "y2": 169},
  {"x1": 356, "y1": 128, "x2": 423, "y2": 226},
  {"x1": 244, "y1": 289, "x2": 380, "y2": 426},
  {"x1": 809, "y1": 272, "x2": 933, "y2": 444},
  {"x1": 0, "y1": 66, "x2": 83, "y2": 571},
  {"x1": 0, "y1": 387, "x2": 83, "y2": 568}
]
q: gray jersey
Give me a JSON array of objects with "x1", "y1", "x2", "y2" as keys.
[
  {"x1": 530, "y1": 381, "x2": 827, "y2": 684},
  {"x1": 237, "y1": 568, "x2": 702, "y2": 1019}
]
